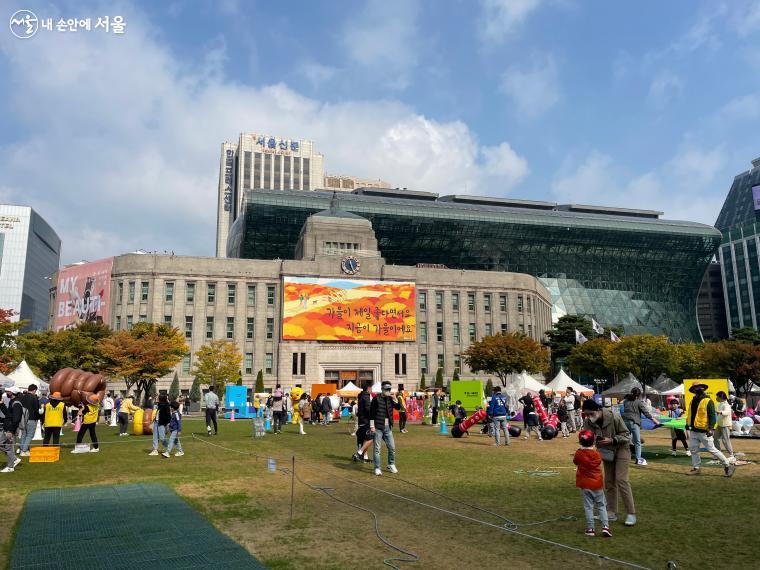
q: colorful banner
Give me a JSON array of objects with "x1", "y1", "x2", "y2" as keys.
[
  {"x1": 683, "y1": 379, "x2": 730, "y2": 425},
  {"x1": 282, "y1": 277, "x2": 415, "y2": 341},
  {"x1": 54, "y1": 257, "x2": 113, "y2": 331},
  {"x1": 450, "y1": 381, "x2": 484, "y2": 412}
]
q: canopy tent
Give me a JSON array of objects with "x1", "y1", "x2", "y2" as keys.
[
  {"x1": 371, "y1": 381, "x2": 383, "y2": 394},
  {"x1": 506, "y1": 370, "x2": 546, "y2": 394},
  {"x1": 337, "y1": 381, "x2": 361, "y2": 397},
  {"x1": 545, "y1": 369, "x2": 594, "y2": 396},
  {"x1": 601, "y1": 373, "x2": 660, "y2": 397},
  {"x1": 0, "y1": 370, "x2": 12, "y2": 389},
  {"x1": 7, "y1": 361, "x2": 47, "y2": 391},
  {"x1": 661, "y1": 384, "x2": 683, "y2": 396},
  {"x1": 651, "y1": 374, "x2": 678, "y2": 393}
]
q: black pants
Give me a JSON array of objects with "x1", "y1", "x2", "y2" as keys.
[
  {"x1": 432, "y1": 408, "x2": 439, "y2": 425},
  {"x1": 206, "y1": 409, "x2": 218, "y2": 434},
  {"x1": 118, "y1": 412, "x2": 129, "y2": 434},
  {"x1": 273, "y1": 411, "x2": 285, "y2": 433},
  {"x1": 43, "y1": 427, "x2": 61, "y2": 446},
  {"x1": 76, "y1": 423, "x2": 99, "y2": 449},
  {"x1": 671, "y1": 429, "x2": 689, "y2": 451},
  {"x1": 399, "y1": 412, "x2": 407, "y2": 431}
]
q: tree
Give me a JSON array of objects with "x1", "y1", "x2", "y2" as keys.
[
  {"x1": 463, "y1": 332, "x2": 549, "y2": 387},
  {"x1": 545, "y1": 315, "x2": 596, "y2": 363},
  {"x1": 144, "y1": 380, "x2": 158, "y2": 407},
  {"x1": 729, "y1": 327, "x2": 760, "y2": 344},
  {"x1": 452, "y1": 368, "x2": 460, "y2": 382},
  {"x1": 566, "y1": 337, "x2": 614, "y2": 380},
  {"x1": 670, "y1": 343, "x2": 705, "y2": 382},
  {"x1": 18, "y1": 322, "x2": 113, "y2": 378},
  {"x1": 98, "y1": 322, "x2": 186, "y2": 397},
  {"x1": 236, "y1": 369, "x2": 243, "y2": 386},
  {"x1": 419, "y1": 372, "x2": 427, "y2": 391},
  {"x1": 485, "y1": 378, "x2": 493, "y2": 395},
  {"x1": 193, "y1": 340, "x2": 242, "y2": 401},
  {"x1": 604, "y1": 334, "x2": 678, "y2": 388},
  {"x1": 0, "y1": 309, "x2": 26, "y2": 374},
  {"x1": 255, "y1": 369, "x2": 264, "y2": 392},
  {"x1": 168, "y1": 371, "x2": 180, "y2": 401},
  {"x1": 189, "y1": 377, "x2": 201, "y2": 402},
  {"x1": 435, "y1": 368, "x2": 444, "y2": 389},
  {"x1": 702, "y1": 340, "x2": 760, "y2": 395}
]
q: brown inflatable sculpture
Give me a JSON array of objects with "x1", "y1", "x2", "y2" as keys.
[{"x1": 49, "y1": 368, "x2": 108, "y2": 406}]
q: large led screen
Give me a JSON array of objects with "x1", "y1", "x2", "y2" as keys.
[
  {"x1": 54, "y1": 257, "x2": 113, "y2": 331},
  {"x1": 282, "y1": 277, "x2": 415, "y2": 341}
]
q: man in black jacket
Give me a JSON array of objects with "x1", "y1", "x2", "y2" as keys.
[
  {"x1": 1, "y1": 387, "x2": 23, "y2": 473},
  {"x1": 352, "y1": 383, "x2": 373, "y2": 463},
  {"x1": 369, "y1": 381, "x2": 400, "y2": 476},
  {"x1": 18, "y1": 384, "x2": 40, "y2": 456}
]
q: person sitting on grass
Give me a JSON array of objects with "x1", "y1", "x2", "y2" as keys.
[
  {"x1": 163, "y1": 401, "x2": 184, "y2": 458},
  {"x1": 74, "y1": 393, "x2": 101, "y2": 453},
  {"x1": 574, "y1": 429, "x2": 612, "y2": 538}
]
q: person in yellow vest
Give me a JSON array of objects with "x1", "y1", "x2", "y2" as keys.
[
  {"x1": 686, "y1": 383, "x2": 735, "y2": 477},
  {"x1": 74, "y1": 394, "x2": 101, "y2": 453},
  {"x1": 42, "y1": 392, "x2": 67, "y2": 446},
  {"x1": 118, "y1": 394, "x2": 140, "y2": 436},
  {"x1": 398, "y1": 391, "x2": 409, "y2": 433},
  {"x1": 253, "y1": 395, "x2": 261, "y2": 418}
]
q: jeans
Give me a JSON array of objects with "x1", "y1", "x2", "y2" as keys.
[
  {"x1": 713, "y1": 426, "x2": 734, "y2": 457},
  {"x1": 21, "y1": 419, "x2": 37, "y2": 452},
  {"x1": 205, "y1": 409, "x2": 218, "y2": 434},
  {"x1": 118, "y1": 412, "x2": 129, "y2": 434},
  {"x1": 690, "y1": 432, "x2": 729, "y2": 468},
  {"x1": 603, "y1": 446, "x2": 635, "y2": 516},
  {"x1": 492, "y1": 417, "x2": 509, "y2": 446},
  {"x1": 624, "y1": 419, "x2": 642, "y2": 461},
  {"x1": 167, "y1": 430, "x2": 183, "y2": 453},
  {"x1": 0, "y1": 431, "x2": 16, "y2": 468},
  {"x1": 566, "y1": 412, "x2": 576, "y2": 432},
  {"x1": 152, "y1": 423, "x2": 167, "y2": 450},
  {"x1": 273, "y1": 411, "x2": 285, "y2": 433},
  {"x1": 582, "y1": 489, "x2": 609, "y2": 528},
  {"x1": 75, "y1": 423, "x2": 99, "y2": 449},
  {"x1": 431, "y1": 408, "x2": 439, "y2": 425},
  {"x1": 373, "y1": 425, "x2": 396, "y2": 469}
]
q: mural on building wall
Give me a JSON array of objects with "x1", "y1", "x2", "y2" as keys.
[
  {"x1": 282, "y1": 277, "x2": 416, "y2": 341},
  {"x1": 54, "y1": 257, "x2": 113, "y2": 331}
]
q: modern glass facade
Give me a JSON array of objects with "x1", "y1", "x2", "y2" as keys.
[{"x1": 227, "y1": 189, "x2": 721, "y2": 341}]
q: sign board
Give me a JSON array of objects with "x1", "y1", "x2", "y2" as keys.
[
  {"x1": 683, "y1": 378, "x2": 730, "y2": 426},
  {"x1": 449, "y1": 381, "x2": 484, "y2": 412},
  {"x1": 54, "y1": 257, "x2": 113, "y2": 331}
]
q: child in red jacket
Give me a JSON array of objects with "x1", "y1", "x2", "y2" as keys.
[{"x1": 573, "y1": 430, "x2": 612, "y2": 537}]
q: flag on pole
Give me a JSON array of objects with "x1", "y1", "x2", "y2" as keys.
[
  {"x1": 591, "y1": 319, "x2": 605, "y2": 335},
  {"x1": 610, "y1": 331, "x2": 621, "y2": 343},
  {"x1": 575, "y1": 329, "x2": 588, "y2": 344}
]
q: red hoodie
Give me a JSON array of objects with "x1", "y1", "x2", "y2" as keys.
[{"x1": 573, "y1": 448, "x2": 603, "y2": 490}]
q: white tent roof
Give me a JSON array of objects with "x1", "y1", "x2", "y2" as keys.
[
  {"x1": 545, "y1": 369, "x2": 594, "y2": 396},
  {"x1": 662, "y1": 384, "x2": 683, "y2": 396},
  {"x1": 371, "y1": 381, "x2": 383, "y2": 394},
  {"x1": 337, "y1": 381, "x2": 361, "y2": 396},
  {"x1": 506, "y1": 370, "x2": 545, "y2": 394},
  {"x1": 7, "y1": 361, "x2": 45, "y2": 390},
  {"x1": 0, "y1": 370, "x2": 13, "y2": 389}
]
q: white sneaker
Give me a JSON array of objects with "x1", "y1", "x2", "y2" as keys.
[
  {"x1": 13, "y1": 458, "x2": 21, "y2": 468},
  {"x1": 0, "y1": 467, "x2": 14, "y2": 473},
  {"x1": 728, "y1": 455, "x2": 737, "y2": 464},
  {"x1": 20, "y1": 451, "x2": 30, "y2": 457},
  {"x1": 670, "y1": 450, "x2": 677, "y2": 456},
  {"x1": 686, "y1": 450, "x2": 692, "y2": 457},
  {"x1": 387, "y1": 464, "x2": 398, "y2": 474},
  {"x1": 149, "y1": 450, "x2": 159, "y2": 456},
  {"x1": 374, "y1": 468, "x2": 382, "y2": 476},
  {"x1": 89, "y1": 448, "x2": 100, "y2": 453},
  {"x1": 175, "y1": 451, "x2": 184, "y2": 457},
  {"x1": 624, "y1": 514, "x2": 637, "y2": 526},
  {"x1": 636, "y1": 458, "x2": 648, "y2": 466},
  {"x1": 161, "y1": 452, "x2": 170, "y2": 458}
]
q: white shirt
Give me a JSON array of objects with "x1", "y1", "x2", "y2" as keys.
[
  {"x1": 563, "y1": 394, "x2": 575, "y2": 411},
  {"x1": 103, "y1": 397, "x2": 114, "y2": 410}
]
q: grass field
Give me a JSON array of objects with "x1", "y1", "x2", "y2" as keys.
[{"x1": 2, "y1": 417, "x2": 758, "y2": 570}]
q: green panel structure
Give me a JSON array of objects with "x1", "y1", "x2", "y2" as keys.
[
  {"x1": 10, "y1": 483, "x2": 265, "y2": 570},
  {"x1": 227, "y1": 189, "x2": 721, "y2": 341}
]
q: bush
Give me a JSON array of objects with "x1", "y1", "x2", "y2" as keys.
[
  {"x1": 168, "y1": 372, "x2": 180, "y2": 401},
  {"x1": 419, "y1": 372, "x2": 426, "y2": 391},
  {"x1": 255, "y1": 370, "x2": 264, "y2": 392},
  {"x1": 189, "y1": 377, "x2": 201, "y2": 402}
]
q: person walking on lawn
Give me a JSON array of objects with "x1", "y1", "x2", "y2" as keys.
[
  {"x1": 0, "y1": 387, "x2": 23, "y2": 473},
  {"x1": 488, "y1": 386, "x2": 510, "y2": 446},
  {"x1": 149, "y1": 394, "x2": 172, "y2": 455},
  {"x1": 686, "y1": 383, "x2": 735, "y2": 477},
  {"x1": 74, "y1": 393, "x2": 102, "y2": 453},
  {"x1": 18, "y1": 384, "x2": 40, "y2": 457},
  {"x1": 574, "y1": 429, "x2": 612, "y2": 537},
  {"x1": 163, "y1": 401, "x2": 184, "y2": 457},
  {"x1": 204, "y1": 385, "x2": 220, "y2": 436},
  {"x1": 370, "y1": 381, "x2": 401, "y2": 475},
  {"x1": 352, "y1": 383, "x2": 373, "y2": 463},
  {"x1": 622, "y1": 387, "x2": 660, "y2": 466}
]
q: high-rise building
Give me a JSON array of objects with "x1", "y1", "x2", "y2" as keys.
[
  {"x1": 696, "y1": 260, "x2": 728, "y2": 340},
  {"x1": 323, "y1": 174, "x2": 391, "y2": 192},
  {"x1": 0, "y1": 204, "x2": 61, "y2": 331},
  {"x1": 216, "y1": 133, "x2": 324, "y2": 257}
]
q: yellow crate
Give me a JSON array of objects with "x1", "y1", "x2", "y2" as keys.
[{"x1": 29, "y1": 447, "x2": 60, "y2": 463}]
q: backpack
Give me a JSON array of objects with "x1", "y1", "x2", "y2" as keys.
[{"x1": 13, "y1": 400, "x2": 28, "y2": 435}]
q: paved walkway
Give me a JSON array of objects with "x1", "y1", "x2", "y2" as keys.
[{"x1": 10, "y1": 483, "x2": 266, "y2": 569}]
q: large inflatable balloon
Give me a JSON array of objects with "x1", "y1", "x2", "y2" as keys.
[
  {"x1": 49, "y1": 368, "x2": 107, "y2": 406},
  {"x1": 451, "y1": 409, "x2": 487, "y2": 438},
  {"x1": 508, "y1": 424, "x2": 522, "y2": 437},
  {"x1": 532, "y1": 394, "x2": 550, "y2": 426}
]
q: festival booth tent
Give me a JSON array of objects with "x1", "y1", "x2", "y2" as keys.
[
  {"x1": 661, "y1": 384, "x2": 683, "y2": 396},
  {"x1": 7, "y1": 361, "x2": 47, "y2": 391},
  {"x1": 0, "y1": 370, "x2": 12, "y2": 389},
  {"x1": 504, "y1": 371, "x2": 546, "y2": 414},
  {"x1": 651, "y1": 374, "x2": 678, "y2": 393},
  {"x1": 337, "y1": 381, "x2": 361, "y2": 397},
  {"x1": 371, "y1": 381, "x2": 383, "y2": 394},
  {"x1": 601, "y1": 373, "x2": 659, "y2": 397},
  {"x1": 545, "y1": 369, "x2": 594, "y2": 396}
]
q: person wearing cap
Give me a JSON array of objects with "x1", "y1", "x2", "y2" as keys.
[
  {"x1": 0, "y1": 387, "x2": 23, "y2": 473},
  {"x1": 369, "y1": 380, "x2": 401, "y2": 476},
  {"x1": 581, "y1": 399, "x2": 637, "y2": 526},
  {"x1": 686, "y1": 383, "x2": 735, "y2": 477},
  {"x1": 43, "y1": 392, "x2": 67, "y2": 446},
  {"x1": 18, "y1": 384, "x2": 40, "y2": 457},
  {"x1": 75, "y1": 393, "x2": 101, "y2": 452}
]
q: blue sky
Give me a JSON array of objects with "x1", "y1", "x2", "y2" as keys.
[{"x1": 2, "y1": 0, "x2": 760, "y2": 263}]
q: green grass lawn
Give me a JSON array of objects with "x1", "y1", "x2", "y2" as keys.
[{"x1": 2, "y1": 418, "x2": 758, "y2": 570}]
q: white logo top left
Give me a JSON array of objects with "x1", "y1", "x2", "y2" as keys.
[{"x1": 9, "y1": 9, "x2": 38, "y2": 39}]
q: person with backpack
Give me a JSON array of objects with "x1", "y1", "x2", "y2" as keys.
[
  {"x1": 488, "y1": 386, "x2": 510, "y2": 446},
  {"x1": 0, "y1": 387, "x2": 23, "y2": 473},
  {"x1": 17, "y1": 384, "x2": 40, "y2": 457}
]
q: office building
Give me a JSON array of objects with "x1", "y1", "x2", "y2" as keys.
[
  {"x1": 696, "y1": 260, "x2": 728, "y2": 340},
  {"x1": 323, "y1": 174, "x2": 391, "y2": 192}
]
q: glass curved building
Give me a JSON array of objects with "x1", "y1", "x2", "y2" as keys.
[{"x1": 228, "y1": 188, "x2": 721, "y2": 341}]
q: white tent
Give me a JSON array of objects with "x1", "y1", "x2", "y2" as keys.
[
  {"x1": 371, "y1": 381, "x2": 383, "y2": 394},
  {"x1": 337, "y1": 381, "x2": 361, "y2": 397},
  {"x1": 662, "y1": 384, "x2": 683, "y2": 396},
  {"x1": 7, "y1": 361, "x2": 46, "y2": 391},
  {"x1": 505, "y1": 371, "x2": 545, "y2": 394},
  {"x1": 545, "y1": 369, "x2": 594, "y2": 396},
  {"x1": 0, "y1": 370, "x2": 12, "y2": 389}
]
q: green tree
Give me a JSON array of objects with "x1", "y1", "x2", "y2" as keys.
[
  {"x1": 604, "y1": 334, "x2": 678, "y2": 388},
  {"x1": 144, "y1": 380, "x2": 158, "y2": 407},
  {"x1": 419, "y1": 372, "x2": 426, "y2": 391},
  {"x1": 255, "y1": 369, "x2": 264, "y2": 392},
  {"x1": 235, "y1": 370, "x2": 243, "y2": 386},
  {"x1": 702, "y1": 340, "x2": 760, "y2": 395},
  {"x1": 463, "y1": 332, "x2": 549, "y2": 387},
  {"x1": 566, "y1": 337, "x2": 614, "y2": 380},
  {"x1": 545, "y1": 315, "x2": 596, "y2": 363},
  {"x1": 189, "y1": 377, "x2": 201, "y2": 402},
  {"x1": 0, "y1": 309, "x2": 28, "y2": 374},
  {"x1": 729, "y1": 327, "x2": 760, "y2": 344},
  {"x1": 485, "y1": 378, "x2": 493, "y2": 395},
  {"x1": 18, "y1": 322, "x2": 113, "y2": 378},
  {"x1": 193, "y1": 340, "x2": 242, "y2": 401},
  {"x1": 168, "y1": 371, "x2": 180, "y2": 401},
  {"x1": 671, "y1": 343, "x2": 705, "y2": 382},
  {"x1": 435, "y1": 367, "x2": 444, "y2": 389},
  {"x1": 452, "y1": 368, "x2": 460, "y2": 382}
]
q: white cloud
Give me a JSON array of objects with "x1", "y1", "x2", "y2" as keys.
[
  {"x1": 735, "y1": 0, "x2": 760, "y2": 36},
  {"x1": 478, "y1": 0, "x2": 542, "y2": 44},
  {"x1": 341, "y1": 0, "x2": 421, "y2": 90},
  {"x1": 500, "y1": 55, "x2": 560, "y2": 118},
  {"x1": 0, "y1": 4, "x2": 528, "y2": 263},
  {"x1": 297, "y1": 62, "x2": 339, "y2": 87},
  {"x1": 717, "y1": 94, "x2": 760, "y2": 121},
  {"x1": 647, "y1": 71, "x2": 684, "y2": 108}
]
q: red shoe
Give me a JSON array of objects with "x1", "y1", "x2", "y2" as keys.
[
  {"x1": 601, "y1": 527, "x2": 612, "y2": 537},
  {"x1": 585, "y1": 528, "x2": 595, "y2": 537}
]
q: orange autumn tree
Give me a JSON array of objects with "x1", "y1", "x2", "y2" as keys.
[
  {"x1": 98, "y1": 322, "x2": 187, "y2": 402},
  {"x1": 463, "y1": 332, "x2": 549, "y2": 387}
]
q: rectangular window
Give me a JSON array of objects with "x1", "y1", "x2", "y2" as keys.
[
  {"x1": 395, "y1": 354, "x2": 408, "y2": 375},
  {"x1": 186, "y1": 283, "x2": 195, "y2": 303},
  {"x1": 436, "y1": 321, "x2": 443, "y2": 342},
  {"x1": 165, "y1": 282, "x2": 174, "y2": 303},
  {"x1": 267, "y1": 285, "x2": 275, "y2": 306},
  {"x1": 452, "y1": 293, "x2": 459, "y2": 311},
  {"x1": 485, "y1": 323, "x2": 492, "y2": 337},
  {"x1": 226, "y1": 317, "x2": 234, "y2": 340},
  {"x1": 164, "y1": 315, "x2": 172, "y2": 326},
  {"x1": 420, "y1": 321, "x2": 427, "y2": 342},
  {"x1": 243, "y1": 150, "x2": 251, "y2": 188},
  {"x1": 453, "y1": 322, "x2": 460, "y2": 342},
  {"x1": 118, "y1": 282, "x2": 124, "y2": 303},
  {"x1": 274, "y1": 154, "x2": 282, "y2": 189},
  {"x1": 420, "y1": 354, "x2": 428, "y2": 375},
  {"x1": 402, "y1": 353, "x2": 407, "y2": 375},
  {"x1": 527, "y1": 296, "x2": 532, "y2": 314},
  {"x1": 395, "y1": 354, "x2": 400, "y2": 375},
  {"x1": 247, "y1": 285, "x2": 256, "y2": 305},
  {"x1": 141, "y1": 281, "x2": 149, "y2": 302},
  {"x1": 254, "y1": 152, "x2": 262, "y2": 187},
  {"x1": 246, "y1": 317, "x2": 254, "y2": 340},
  {"x1": 454, "y1": 354, "x2": 461, "y2": 373},
  {"x1": 499, "y1": 294, "x2": 507, "y2": 312},
  {"x1": 517, "y1": 295, "x2": 524, "y2": 313},
  {"x1": 483, "y1": 293, "x2": 491, "y2": 312},
  {"x1": 528, "y1": 324, "x2": 533, "y2": 337},
  {"x1": 294, "y1": 156, "x2": 301, "y2": 189},
  {"x1": 469, "y1": 323, "x2": 476, "y2": 342},
  {"x1": 293, "y1": 352, "x2": 299, "y2": 375},
  {"x1": 303, "y1": 157, "x2": 310, "y2": 190},
  {"x1": 128, "y1": 281, "x2": 135, "y2": 303},
  {"x1": 501, "y1": 323, "x2": 508, "y2": 334},
  {"x1": 265, "y1": 353, "x2": 273, "y2": 374},
  {"x1": 206, "y1": 317, "x2": 214, "y2": 340},
  {"x1": 115, "y1": 315, "x2": 121, "y2": 330},
  {"x1": 266, "y1": 318, "x2": 274, "y2": 339},
  {"x1": 207, "y1": 283, "x2": 216, "y2": 304},
  {"x1": 435, "y1": 291, "x2": 443, "y2": 311},
  {"x1": 284, "y1": 155, "x2": 291, "y2": 188},
  {"x1": 227, "y1": 283, "x2": 236, "y2": 304},
  {"x1": 185, "y1": 316, "x2": 193, "y2": 339},
  {"x1": 245, "y1": 353, "x2": 253, "y2": 375},
  {"x1": 437, "y1": 354, "x2": 444, "y2": 370},
  {"x1": 519, "y1": 323, "x2": 525, "y2": 333},
  {"x1": 182, "y1": 354, "x2": 191, "y2": 374},
  {"x1": 419, "y1": 291, "x2": 427, "y2": 310},
  {"x1": 126, "y1": 315, "x2": 133, "y2": 330},
  {"x1": 467, "y1": 293, "x2": 475, "y2": 311},
  {"x1": 139, "y1": 314, "x2": 147, "y2": 323},
  {"x1": 300, "y1": 352, "x2": 306, "y2": 376}
]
